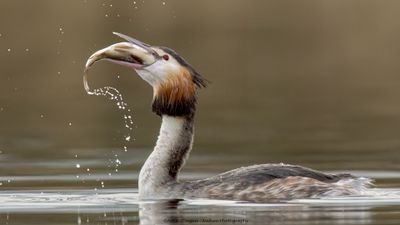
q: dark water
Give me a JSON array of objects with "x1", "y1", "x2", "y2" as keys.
[{"x1": 1, "y1": 0, "x2": 400, "y2": 224}]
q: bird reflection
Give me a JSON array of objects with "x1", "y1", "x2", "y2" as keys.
[
  {"x1": 136, "y1": 199, "x2": 372, "y2": 225},
  {"x1": 139, "y1": 199, "x2": 182, "y2": 225}
]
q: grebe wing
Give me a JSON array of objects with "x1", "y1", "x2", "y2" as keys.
[
  {"x1": 185, "y1": 163, "x2": 354, "y2": 188},
  {"x1": 179, "y1": 164, "x2": 369, "y2": 201},
  {"x1": 228, "y1": 164, "x2": 352, "y2": 183}
]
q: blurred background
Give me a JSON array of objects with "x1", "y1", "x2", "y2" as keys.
[{"x1": 0, "y1": 0, "x2": 399, "y2": 189}]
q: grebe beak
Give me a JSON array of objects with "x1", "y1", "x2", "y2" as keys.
[{"x1": 85, "y1": 32, "x2": 161, "y2": 71}]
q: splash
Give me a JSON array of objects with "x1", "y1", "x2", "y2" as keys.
[
  {"x1": 83, "y1": 63, "x2": 135, "y2": 187},
  {"x1": 83, "y1": 76, "x2": 135, "y2": 142}
]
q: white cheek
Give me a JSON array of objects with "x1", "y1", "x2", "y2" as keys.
[
  {"x1": 135, "y1": 60, "x2": 180, "y2": 86},
  {"x1": 135, "y1": 61, "x2": 167, "y2": 86},
  {"x1": 135, "y1": 70, "x2": 161, "y2": 86}
]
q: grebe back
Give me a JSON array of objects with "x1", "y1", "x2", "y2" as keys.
[{"x1": 84, "y1": 32, "x2": 371, "y2": 202}]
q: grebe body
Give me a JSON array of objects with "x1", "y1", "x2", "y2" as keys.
[{"x1": 85, "y1": 33, "x2": 371, "y2": 202}]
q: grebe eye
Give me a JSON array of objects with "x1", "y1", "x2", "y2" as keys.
[{"x1": 162, "y1": 54, "x2": 169, "y2": 60}]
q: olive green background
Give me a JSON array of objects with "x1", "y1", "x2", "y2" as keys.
[{"x1": 0, "y1": 0, "x2": 399, "y2": 179}]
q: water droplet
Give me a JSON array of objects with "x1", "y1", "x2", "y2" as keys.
[
  {"x1": 57, "y1": 71, "x2": 61, "y2": 75},
  {"x1": 116, "y1": 159, "x2": 121, "y2": 165},
  {"x1": 68, "y1": 122, "x2": 72, "y2": 126},
  {"x1": 83, "y1": 85, "x2": 135, "y2": 164},
  {"x1": 40, "y1": 114, "x2": 44, "y2": 118},
  {"x1": 0, "y1": 183, "x2": 2, "y2": 186},
  {"x1": 77, "y1": 216, "x2": 82, "y2": 225},
  {"x1": 25, "y1": 48, "x2": 29, "y2": 52},
  {"x1": 76, "y1": 164, "x2": 81, "y2": 168},
  {"x1": 7, "y1": 48, "x2": 11, "y2": 52},
  {"x1": 162, "y1": 2, "x2": 166, "y2": 5},
  {"x1": 74, "y1": 154, "x2": 78, "y2": 158},
  {"x1": 7, "y1": 180, "x2": 11, "y2": 183},
  {"x1": 86, "y1": 168, "x2": 90, "y2": 172},
  {"x1": 105, "y1": 14, "x2": 109, "y2": 17},
  {"x1": 101, "y1": 181, "x2": 105, "y2": 188}
]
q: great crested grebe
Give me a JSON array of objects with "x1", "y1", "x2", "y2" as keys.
[{"x1": 85, "y1": 33, "x2": 371, "y2": 202}]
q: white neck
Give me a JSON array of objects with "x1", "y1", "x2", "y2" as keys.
[{"x1": 139, "y1": 115, "x2": 194, "y2": 198}]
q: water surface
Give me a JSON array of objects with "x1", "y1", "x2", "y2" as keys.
[{"x1": 1, "y1": 149, "x2": 400, "y2": 225}]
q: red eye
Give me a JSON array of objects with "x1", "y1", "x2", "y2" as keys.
[{"x1": 162, "y1": 54, "x2": 169, "y2": 60}]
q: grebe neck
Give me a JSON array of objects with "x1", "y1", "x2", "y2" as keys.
[{"x1": 139, "y1": 115, "x2": 194, "y2": 198}]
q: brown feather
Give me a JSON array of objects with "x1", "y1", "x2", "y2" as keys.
[{"x1": 152, "y1": 68, "x2": 198, "y2": 117}]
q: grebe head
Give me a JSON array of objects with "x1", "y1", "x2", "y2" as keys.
[{"x1": 86, "y1": 32, "x2": 207, "y2": 117}]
